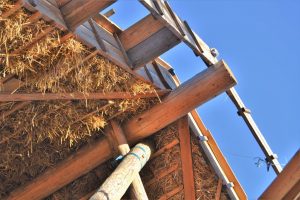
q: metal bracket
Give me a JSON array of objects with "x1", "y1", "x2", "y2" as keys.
[
  {"x1": 237, "y1": 107, "x2": 251, "y2": 116},
  {"x1": 198, "y1": 135, "x2": 208, "y2": 142}
]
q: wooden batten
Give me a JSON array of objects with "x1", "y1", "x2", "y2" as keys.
[
  {"x1": 127, "y1": 27, "x2": 180, "y2": 68},
  {"x1": 60, "y1": 0, "x2": 116, "y2": 30},
  {"x1": 178, "y1": 116, "x2": 196, "y2": 200},
  {"x1": 7, "y1": 60, "x2": 236, "y2": 200},
  {"x1": 0, "y1": 90, "x2": 170, "y2": 102},
  {"x1": 119, "y1": 14, "x2": 181, "y2": 68}
]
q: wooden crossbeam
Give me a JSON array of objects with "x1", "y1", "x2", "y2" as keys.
[
  {"x1": 0, "y1": 0, "x2": 23, "y2": 19},
  {"x1": 178, "y1": 116, "x2": 196, "y2": 200},
  {"x1": 0, "y1": 90, "x2": 170, "y2": 102},
  {"x1": 92, "y1": 14, "x2": 122, "y2": 34},
  {"x1": 158, "y1": 185, "x2": 183, "y2": 200},
  {"x1": 60, "y1": 0, "x2": 116, "y2": 30},
  {"x1": 88, "y1": 19, "x2": 107, "y2": 52},
  {"x1": 152, "y1": 61, "x2": 172, "y2": 89}
]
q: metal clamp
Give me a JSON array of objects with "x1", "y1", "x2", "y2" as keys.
[{"x1": 237, "y1": 107, "x2": 251, "y2": 116}]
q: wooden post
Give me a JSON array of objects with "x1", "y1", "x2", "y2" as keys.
[
  {"x1": 8, "y1": 60, "x2": 236, "y2": 200},
  {"x1": 110, "y1": 120, "x2": 148, "y2": 200},
  {"x1": 89, "y1": 143, "x2": 151, "y2": 200}
]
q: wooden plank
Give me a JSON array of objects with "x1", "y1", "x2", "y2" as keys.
[
  {"x1": 92, "y1": 14, "x2": 122, "y2": 34},
  {"x1": 190, "y1": 110, "x2": 248, "y2": 200},
  {"x1": 260, "y1": 150, "x2": 300, "y2": 200},
  {"x1": 103, "y1": 9, "x2": 115, "y2": 18},
  {"x1": 135, "y1": 64, "x2": 165, "y2": 89},
  {"x1": 152, "y1": 61, "x2": 172, "y2": 89},
  {"x1": 178, "y1": 116, "x2": 196, "y2": 200},
  {"x1": 119, "y1": 14, "x2": 165, "y2": 51},
  {"x1": 158, "y1": 185, "x2": 183, "y2": 200},
  {"x1": 55, "y1": 0, "x2": 71, "y2": 8},
  {"x1": 114, "y1": 33, "x2": 133, "y2": 68},
  {"x1": 88, "y1": 19, "x2": 107, "y2": 52},
  {"x1": 163, "y1": 1, "x2": 185, "y2": 36},
  {"x1": 32, "y1": 0, "x2": 67, "y2": 28},
  {"x1": 127, "y1": 27, "x2": 180, "y2": 68},
  {"x1": 282, "y1": 180, "x2": 300, "y2": 200},
  {"x1": 7, "y1": 60, "x2": 236, "y2": 200},
  {"x1": 215, "y1": 179, "x2": 223, "y2": 200},
  {"x1": 61, "y1": 0, "x2": 116, "y2": 30},
  {"x1": 83, "y1": 20, "x2": 119, "y2": 49},
  {"x1": 0, "y1": 90, "x2": 171, "y2": 102}
]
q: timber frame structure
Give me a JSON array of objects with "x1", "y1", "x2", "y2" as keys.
[{"x1": 0, "y1": 0, "x2": 283, "y2": 199}]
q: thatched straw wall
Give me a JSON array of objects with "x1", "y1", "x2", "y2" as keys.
[{"x1": 0, "y1": 2, "x2": 158, "y2": 198}]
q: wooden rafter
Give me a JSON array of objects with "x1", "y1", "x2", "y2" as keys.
[
  {"x1": 0, "y1": 90, "x2": 170, "y2": 102},
  {"x1": 178, "y1": 116, "x2": 196, "y2": 200},
  {"x1": 7, "y1": 60, "x2": 236, "y2": 200}
]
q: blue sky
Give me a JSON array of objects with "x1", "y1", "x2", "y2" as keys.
[{"x1": 105, "y1": 1, "x2": 300, "y2": 199}]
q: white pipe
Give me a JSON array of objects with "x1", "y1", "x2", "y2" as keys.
[{"x1": 187, "y1": 113, "x2": 239, "y2": 200}]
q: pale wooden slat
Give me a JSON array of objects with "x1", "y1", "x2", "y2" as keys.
[{"x1": 127, "y1": 27, "x2": 180, "y2": 68}]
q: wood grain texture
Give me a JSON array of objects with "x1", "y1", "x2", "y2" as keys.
[
  {"x1": 178, "y1": 116, "x2": 196, "y2": 200},
  {"x1": 260, "y1": 150, "x2": 300, "y2": 200},
  {"x1": 119, "y1": 14, "x2": 165, "y2": 50},
  {"x1": 127, "y1": 27, "x2": 180, "y2": 68},
  {"x1": 61, "y1": 0, "x2": 116, "y2": 29},
  {"x1": 0, "y1": 90, "x2": 170, "y2": 102},
  {"x1": 124, "y1": 60, "x2": 236, "y2": 142}
]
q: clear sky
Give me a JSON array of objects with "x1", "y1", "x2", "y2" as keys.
[{"x1": 105, "y1": 1, "x2": 300, "y2": 199}]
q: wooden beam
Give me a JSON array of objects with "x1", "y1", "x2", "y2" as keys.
[
  {"x1": 114, "y1": 33, "x2": 133, "y2": 68},
  {"x1": 119, "y1": 14, "x2": 165, "y2": 51},
  {"x1": 0, "y1": 90, "x2": 170, "y2": 102},
  {"x1": 260, "y1": 150, "x2": 300, "y2": 200},
  {"x1": 89, "y1": 143, "x2": 151, "y2": 200},
  {"x1": 123, "y1": 60, "x2": 236, "y2": 142},
  {"x1": 61, "y1": 0, "x2": 116, "y2": 30},
  {"x1": 88, "y1": 19, "x2": 107, "y2": 52},
  {"x1": 178, "y1": 116, "x2": 196, "y2": 200},
  {"x1": 110, "y1": 120, "x2": 149, "y2": 200},
  {"x1": 158, "y1": 185, "x2": 183, "y2": 200},
  {"x1": 92, "y1": 14, "x2": 122, "y2": 34},
  {"x1": 127, "y1": 27, "x2": 181, "y2": 68},
  {"x1": 7, "y1": 60, "x2": 236, "y2": 200},
  {"x1": 152, "y1": 61, "x2": 172, "y2": 89},
  {"x1": 215, "y1": 178, "x2": 223, "y2": 200}
]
